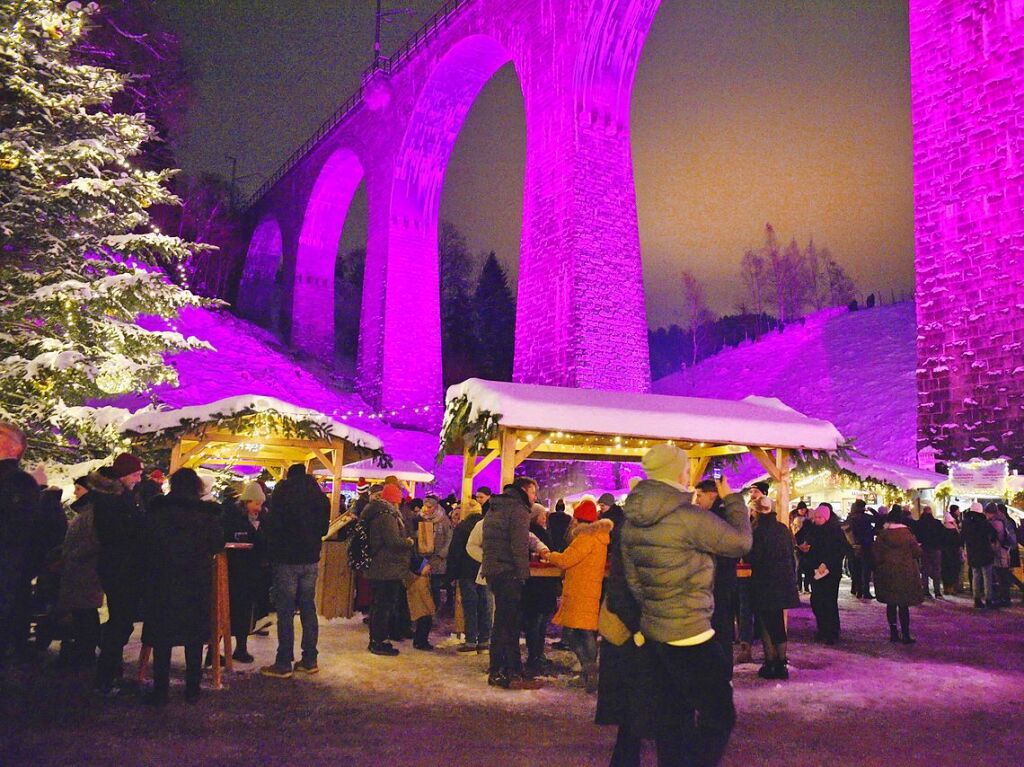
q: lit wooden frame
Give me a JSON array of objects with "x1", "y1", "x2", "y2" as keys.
[{"x1": 459, "y1": 427, "x2": 793, "y2": 524}]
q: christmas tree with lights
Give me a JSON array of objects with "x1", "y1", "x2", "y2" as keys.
[{"x1": 0, "y1": 0, "x2": 214, "y2": 459}]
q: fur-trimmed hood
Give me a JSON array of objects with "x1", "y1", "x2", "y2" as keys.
[
  {"x1": 567, "y1": 517, "x2": 614, "y2": 543},
  {"x1": 86, "y1": 470, "x2": 123, "y2": 496}
]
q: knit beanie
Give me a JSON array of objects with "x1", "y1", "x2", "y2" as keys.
[
  {"x1": 597, "y1": 492, "x2": 616, "y2": 508},
  {"x1": 753, "y1": 481, "x2": 770, "y2": 495},
  {"x1": 461, "y1": 498, "x2": 483, "y2": 517},
  {"x1": 969, "y1": 501, "x2": 983, "y2": 513},
  {"x1": 641, "y1": 444, "x2": 688, "y2": 483},
  {"x1": 381, "y1": 484, "x2": 402, "y2": 505},
  {"x1": 110, "y1": 452, "x2": 143, "y2": 478},
  {"x1": 573, "y1": 499, "x2": 598, "y2": 523},
  {"x1": 239, "y1": 482, "x2": 266, "y2": 504},
  {"x1": 356, "y1": 477, "x2": 370, "y2": 495},
  {"x1": 530, "y1": 503, "x2": 548, "y2": 521}
]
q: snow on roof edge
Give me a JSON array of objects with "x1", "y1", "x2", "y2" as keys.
[
  {"x1": 445, "y1": 379, "x2": 845, "y2": 452},
  {"x1": 119, "y1": 394, "x2": 383, "y2": 451}
]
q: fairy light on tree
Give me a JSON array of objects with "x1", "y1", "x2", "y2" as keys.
[{"x1": 0, "y1": 0, "x2": 215, "y2": 459}]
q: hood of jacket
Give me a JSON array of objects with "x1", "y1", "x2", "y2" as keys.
[
  {"x1": 361, "y1": 498, "x2": 396, "y2": 524},
  {"x1": 623, "y1": 479, "x2": 690, "y2": 528},
  {"x1": 567, "y1": 517, "x2": 614, "y2": 543},
  {"x1": 87, "y1": 470, "x2": 123, "y2": 496},
  {"x1": 422, "y1": 505, "x2": 448, "y2": 525}
]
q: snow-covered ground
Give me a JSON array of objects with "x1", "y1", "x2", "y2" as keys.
[
  {"x1": 3, "y1": 588, "x2": 1022, "y2": 766},
  {"x1": 654, "y1": 303, "x2": 918, "y2": 466}
]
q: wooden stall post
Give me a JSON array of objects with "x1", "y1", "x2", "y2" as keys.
[
  {"x1": 499, "y1": 428, "x2": 517, "y2": 491},
  {"x1": 775, "y1": 449, "x2": 791, "y2": 526},
  {"x1": 462, "y1": 448, "x2": 475, "y2": 505}
]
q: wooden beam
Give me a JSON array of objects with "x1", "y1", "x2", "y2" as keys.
[
  {"x1": 182, "y1": 431, "x2": 337, "y2": 451},
  {"x1": 689, "y1": 456, "x2": 710, "y2": 488},
  {"x1": 169, "y1": 441, "x2": 183, "y2": 473},
  {"x1": 514, "y1": 432, "x2": 550, "y2": 466},
  {"x1": 750, "y1": 447, "x2": 783, "y2": 481},
  {"x1": 499, "y1": 428, "x2": 516, "y2": 491},
  {"x1": 775, "y1": 448, "x2": 791, "y2": 526},
  {"x1": 686, "y1": 445, "x2": 750, "y2": 458},
  {"x1": 461, "y1": 449, "x2": 475, "y2": 505},
  {"x1": 176, "y1": 439, "x2": 211, "y2": 468},
  {"x1": 310, "y1": 448, "x2": 335, "y2": 474},
  {"x1": 471, "y1": 447, "x2": 501, "y2": 478}
]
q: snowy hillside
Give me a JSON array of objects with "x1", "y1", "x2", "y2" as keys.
[
  {"x1": 123, "y1": 307, "x2": 464, "y2": 491},
  {"x1": 653, "y1": 302, "x2": 918, "y2": 466}
]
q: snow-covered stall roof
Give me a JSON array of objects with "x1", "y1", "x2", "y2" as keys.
[
  {"x1": 316, "y1": 458, "x2": 434, "y2": 483},
  {"x1": 839, "y1": 455, "x2": 945, "y2": 491},
  {"x1": 445, "y1": 379, "x2": 844, "y2": 451},
  {"x1": 120, "y1": 394, "x2": 383, "y2": 451}
]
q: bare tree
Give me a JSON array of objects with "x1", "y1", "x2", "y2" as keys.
[
  {"x1": 740, "y1": 248, "x2": 767, "y2": 331},
  {"x1": 680, "y1": 270, "x2": 715, "y2": 367}
]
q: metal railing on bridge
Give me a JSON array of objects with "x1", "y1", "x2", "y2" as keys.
[{"x1": 243, "y1": 0, "x2": 472, "y2": 211}]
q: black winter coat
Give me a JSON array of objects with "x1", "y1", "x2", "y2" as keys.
[
  {"x1": 266, "y1": 474, "x2": 330, "y2": 564},
  {"x1": 847, "y1": 511, "x2": 876, "y2": 550},
  {"x1": 961, "y1": 511, "x2": 996, "y2": 568},
  {"x1": 362, "y1": 499, "x2": 413, "y2": 581},
  {"x1": 481, "y1": 486, "x2": 531, "y2": 580},
  {"x1": 913, "y1": 513, "x2": 945, "y2": 549},
  {"x1": 448, "y1": 514, "x2": 482, "y2": 580},
  {"x1": 801, "y1": 515, "x2": 848, "y2": 575},
  {"x1": 93, "y1": 480, "x2": 145, "y2": 594},
  {"x1": 225, "y1": 505, "x2": 269, "y2": 635},
  {"x1": 548, "y1": 510, "x2": 572, "y2": 553},
  {"x1": 749, "y1": 513, "x2": 801, "y2": 611},
  {"x1": 521, "y1": 523, "x2": 559, "y2": 614},
  {"x1": 141, "y1": 494, "x2": 224, "y2": 647},
  {"x1": 0, "y1": 459, "x2": 39, "y2": 586},
  {"x1": 596, "y1": 535, "x2": 654, "y2": 737}
]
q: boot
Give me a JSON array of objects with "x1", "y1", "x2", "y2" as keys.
[
  {"x1": 774, "y1": 643, "x2": 789, "y2": 679},
  {"x1": 734, "y1": 641, "x2": 753, "y2": 664},
  {"x1": 582, "y1": 662, "x2": 599, "y2": 694},
  {"x1": 889, "y1": 624, "x2": 900, "y2": 643},
  {"x1": 900, "y1": 629, "x2": 915, "y2": 645}
]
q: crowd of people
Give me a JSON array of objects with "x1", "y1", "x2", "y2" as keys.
[{"x1": 2, "y1": 416, "x2": 1021, "y2": 766}]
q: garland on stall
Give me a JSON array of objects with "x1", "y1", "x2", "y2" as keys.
[{"x1": 437, "y1": 394, "x2": 502, "y2": 464}]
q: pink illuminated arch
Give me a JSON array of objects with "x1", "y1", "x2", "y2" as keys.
[
  {"x1": 359, "y1": 34, "x2": 522, "y2": 418},
  {"x1": 292, "y1": 147, "x2": 365, "y2": 359}
]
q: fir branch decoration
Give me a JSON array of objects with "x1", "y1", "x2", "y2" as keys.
[{"x1": 437, "y1": 393, "x2": 502, "y2": 464}]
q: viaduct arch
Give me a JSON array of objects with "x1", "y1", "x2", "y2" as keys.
[{"x1": 241, "y1": 0, "x2": 1024, "y2": 465}]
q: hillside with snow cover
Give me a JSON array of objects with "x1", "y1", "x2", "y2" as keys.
[
  {"x1": 652, "y1": 302, "x2": 918, "y2": 466},
  {"x1": 124, "y1": 307, "x2": 464, "y2": 490}
]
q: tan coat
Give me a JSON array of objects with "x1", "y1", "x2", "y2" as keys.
[{"x1": 546, "y1": 519, "x2": 613, "y2": 630}]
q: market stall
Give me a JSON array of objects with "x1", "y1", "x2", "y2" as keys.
[
  {"x1": 777, "y1": 454, "x2": 947, "y2": 517},
  {"x1": 441, "y1": 379, "x2": 847, "y2": 525},
  {"x1": 121, "y1": 395, "x2": 387, "y2": 682},
  {"x1": 314, "y1": 458, "x2": 435, "y2": 500}
]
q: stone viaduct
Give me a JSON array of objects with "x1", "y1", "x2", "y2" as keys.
[
  {"x1": 239, "y1": 0, "x2": 657, "y2": 427},
  {"x1": 240, "y1": 0, "x2": 1024, "y2": 465}
]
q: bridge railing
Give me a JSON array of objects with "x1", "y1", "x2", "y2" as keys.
[{"x1": 244, "y1": 0, "x2": 473, "y2": 211}]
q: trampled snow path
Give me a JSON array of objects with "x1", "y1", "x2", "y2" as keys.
[{"x1": 3, "y1": 586, "x2": 1022, "y2": 767}]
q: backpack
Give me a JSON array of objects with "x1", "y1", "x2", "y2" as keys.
[{"x1": 347, "y1": 520, "x2": 373, "y2": 571}]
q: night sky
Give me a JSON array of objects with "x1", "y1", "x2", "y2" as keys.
[{"x1": 161, "y1": 1, "x2": 913, "y2": 326}]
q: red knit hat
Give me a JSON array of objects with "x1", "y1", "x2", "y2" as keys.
[
  {"x1": 573, "y1": 499, "x2": 598, "y2": 523},
  {"x1": 111, "y1": 453, "x2": 143, "y2": 478}
]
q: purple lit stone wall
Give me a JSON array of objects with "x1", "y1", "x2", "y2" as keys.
[
  {"x1": 910, "y1": 0, "x2": 1024, "y2": 468},
  {"x1": 242, "y1": 0, "x2": 659, "y2": 426}
]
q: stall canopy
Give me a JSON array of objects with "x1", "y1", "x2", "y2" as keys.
[
  {"x1": 314, "y1": 458, "x2": 435, "y2": 497},
  {"x1": 839, "y1": 455, "x2": 946, "y2": 491},
  {"x1": 121, "y1": 394, "x2": 385, "y2": 517},
  {"x1": 443, "y1": 379, "x2": 845, "y2": 522}
]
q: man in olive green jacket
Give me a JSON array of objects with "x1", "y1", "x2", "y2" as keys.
[{"x1": 621, "y1": 444, "x2": 751, "y2": 767}]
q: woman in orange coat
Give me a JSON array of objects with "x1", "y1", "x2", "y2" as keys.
[{"x1": 542, "y1": 499, "x2": 613, "y2": 693}]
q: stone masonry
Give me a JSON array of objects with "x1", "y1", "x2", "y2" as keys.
[
  {"x1": 239, "y1": 0, "x2": 658, "y2": 426},
  {"x1": 910, "y1": 0, "x2": 1024, "y2": 469}
]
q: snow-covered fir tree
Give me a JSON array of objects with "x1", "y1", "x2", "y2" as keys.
[{"x1": 0, "y1": 0, "x2": 214, "y2": 459}]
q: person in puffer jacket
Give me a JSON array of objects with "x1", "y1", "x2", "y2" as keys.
[{"x1": 621, "y1": 444, "x2": 751, "y2": 767}]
